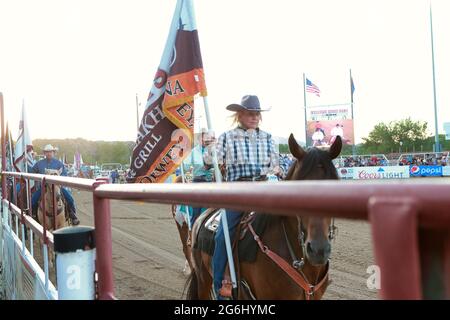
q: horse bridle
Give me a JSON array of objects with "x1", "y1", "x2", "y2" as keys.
[
  {"x1": 279, "y1": 216, "x2": 337, "y2": 298},
  {"x1": 248, "y1": 214, "x2": 336, "y2": 300},
  {"x1": 286, "y1": 217, "x2": 337, "y2": 270}
]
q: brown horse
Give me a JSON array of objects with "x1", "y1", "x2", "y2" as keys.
[
  {"x1": 186, "y1": 134, "x2": 342, "y2": 300},
  {"x1": 37, "y1": 168, "x2": 67, "y2": 232}
]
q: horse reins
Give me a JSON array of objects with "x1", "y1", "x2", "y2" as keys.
[{"x1": 247, "y1": 216, "x2": 333, "y2": 300}]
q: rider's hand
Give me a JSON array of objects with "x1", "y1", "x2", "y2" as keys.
[{"x1": 272, "y1": 166, "x2": 281, "y2": 176}]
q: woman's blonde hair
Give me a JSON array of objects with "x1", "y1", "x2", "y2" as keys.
[{"x1": 230, "y1": 111, "x2": 262, "y2": 127}]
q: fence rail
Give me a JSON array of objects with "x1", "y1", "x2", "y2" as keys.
[
  {"x1": 94, "y1": 180, "x2": 450, "y2": 227},
  {"x1": 2, "y1": 170, "x2": 450, "y2": 299}
]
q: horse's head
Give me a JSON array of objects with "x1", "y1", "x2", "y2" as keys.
[
  {"x1": 43, "y1": 168, "x2": 63, "y2": 201},
  {"x1": 286, "y1": 134, "x2": 342, "y2": 266}
]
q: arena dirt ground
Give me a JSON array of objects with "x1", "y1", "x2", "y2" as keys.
[{"x1": 70, "y1": 189, "x2": 379, "y2": 300}]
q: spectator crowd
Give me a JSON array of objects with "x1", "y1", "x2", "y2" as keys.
[
  {"x1": 336, "y1": 155, "x2": 388, "y2": 168},
  {"x1": 398, "y1": 152, "x2": 449, "y2": 166}
]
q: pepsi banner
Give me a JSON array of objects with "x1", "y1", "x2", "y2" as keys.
[{"x1": 409, "y1": 165, "x2": 443, "y2": 177}]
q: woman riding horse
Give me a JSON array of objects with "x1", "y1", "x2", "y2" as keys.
[
  {"x1": 210, "y1": 95, "x2": 282, "y2": 299},
  {"x1": 186, "y1": 127, "x2": 343, "y2": 299}
]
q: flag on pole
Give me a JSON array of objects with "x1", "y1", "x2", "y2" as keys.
[
  {"x1": 306, "y1": 78, "x2": 321, "y2": 97},
  {"x1": 74, "y1": 151, "x2": 83, "y2": 171},
  {"x1": 13, "y1": 104, "x2": 34, "y2": 172},
  {"x1": 5, "y1": 122, "x2": 14, "y2": 172},
  {"x1": 128, "y1": 0, "x2": 207, "y2": 183}
]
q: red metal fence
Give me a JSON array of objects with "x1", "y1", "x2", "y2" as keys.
[
  {"x1": 93, "y1": 180, "x2": 450, "y2": 299},
  {"x1": 4, "y1": 172, "x2": 449, "y2": 299}
]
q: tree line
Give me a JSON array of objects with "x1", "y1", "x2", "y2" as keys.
[
  {"x1": 32, "y1": 118, "x2": 448, "y2": 166},
  {"x1": 357, "y1": 118, "x2": 449, "y2": 155},
  {"x1": 32, "y1": 138, "x2": 134, "y2": 165}
]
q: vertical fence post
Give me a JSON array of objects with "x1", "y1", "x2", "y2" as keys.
[
  {"x1": 92, "y1": 179, "x2": 115, "y2": 300},
  {"x1": 54, "y1": 226, "x2": 96, "y2": 300},
  {"x1": 41, "y1": 177, "x2": 50, "y2": 293},
  {"x1": 52, "y1": 184, "x2": 57, "y2": 231},
  {"x1": 368, "y1": 196, "x2": 422, "y2": 299}
]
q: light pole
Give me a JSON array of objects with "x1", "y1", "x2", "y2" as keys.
[
  {"x1": 430, "y1": 6, "x2": 440, "y2": 152},
  {"x1": 399, "y1": 141, "x2": 403, "y2": 154}
]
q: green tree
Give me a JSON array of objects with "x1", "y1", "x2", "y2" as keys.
[
  {"x1": 361, "y1": 118, "x2": 429, "y2": 154},
  {"x1": 32, "y1": 138, "x2": 133, "y2": 165}
]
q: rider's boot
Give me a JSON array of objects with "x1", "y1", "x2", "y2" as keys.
[{"x1": 218, "y1": 268, "x2": 233, "y2": 299}]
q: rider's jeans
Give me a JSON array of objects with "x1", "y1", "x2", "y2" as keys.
[
  {"x1": 212, "y1": 209, "x2": 242, "y2": 297},
  {"x1": 32, "y1": 187, "x2": 76, "y2": 215}
]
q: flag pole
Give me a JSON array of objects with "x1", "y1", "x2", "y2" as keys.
[
  {"x1": 350, "y1": 69, "x2": 356, "y2": 156},
  {"x1": 187, "y1": 0, "x2": 238, "y2": 294},
  {"x1": 1, "y1": 93, "x2": 6, "y2": 199},
  {"x1": 430, "y1": 5, "x2": 440, "y2": 152},
  {"x1": 303, "y1": 73, "x2": 308, "y2": 147},
  {"x1": 135, "y1": 94, "x2": 140, "y2": 131},
  {"x1": 202, "y1": 95, "x2": 238, "y2": 294},
  {"x1": 7, "y1": 123, "x2": 16, "y2": 202}
]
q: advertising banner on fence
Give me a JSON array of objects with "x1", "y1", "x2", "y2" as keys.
[
  {"x1": 306, "y1": 119, "x2": 354, "y2": 147},
  {"x1": 442, "y1": 166, "x2": 450, "y2": 176},
  {"x1": 337, "y1": 167, "x2": 354, "y2": 180},
  {"x1": 409, "y1": 165, "x2": 443, "y2": 177},
  {"x1": 353, "y1": 166, "x2": 410, "y2": 180}
]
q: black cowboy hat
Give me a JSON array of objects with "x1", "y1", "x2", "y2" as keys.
[{"x1": 226, "y1": 95, "x2": 271, "y2": 112}]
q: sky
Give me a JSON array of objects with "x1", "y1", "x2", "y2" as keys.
[{"x1": 0, "y1": 0, "x2": 449, "y2": 144}]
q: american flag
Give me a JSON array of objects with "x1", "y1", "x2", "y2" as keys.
[{"x1": 306, "y1": 78, "x2": 321, "y2": 97}]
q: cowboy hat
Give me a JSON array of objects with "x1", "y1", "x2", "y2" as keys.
[
  {"x1": 43, "y1": 144, "x2": 58, "y2": 152},
  {"x1": 226, "y1": 95, "x2": 271, "y2": 112}
]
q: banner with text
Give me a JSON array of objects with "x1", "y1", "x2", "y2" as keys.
[
  {"x1": 128, "y1": 0, "x2": 207, "y2": 183},
  {"x1": 409, "y1": 165, "x2": 443, "y2": 177},
  {"x1": 352, "y1": 166, "x2": 410, "y2": 180}
]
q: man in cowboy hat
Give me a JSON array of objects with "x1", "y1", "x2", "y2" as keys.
[
  {"x1": 30, "y1": 144, "x2": 80, "y2": 225},
  {"x1": 211, "y1": 95, "x2": 283, "y2": 299}
]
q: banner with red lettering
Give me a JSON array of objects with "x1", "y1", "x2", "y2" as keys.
[{"x1": 128, "y1": 0, "x2": 206, "y2": 183}]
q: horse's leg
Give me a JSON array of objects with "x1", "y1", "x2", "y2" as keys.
[
  {"x1": 172, "y1": 205, "x2": 193, "y2": 275},
  {"x1": 187, "y1": 249, "x2": 213, "y2": 300},
  {"x1": 197, "y1": 253, "x2": 214, "y2": 299}
]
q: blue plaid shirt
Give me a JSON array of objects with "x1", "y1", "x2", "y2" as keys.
[{"x1": 217, "y1": 127, "x2": 279, "y2": 182}]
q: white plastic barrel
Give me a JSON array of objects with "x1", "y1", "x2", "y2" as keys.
[{"x1": 54, "y1": 226, "x2": 96, "y2": 300}]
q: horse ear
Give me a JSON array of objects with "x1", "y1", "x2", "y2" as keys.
[
  {"x1": 329, "y1": 135, "x2": 342, "y2": 160},
  {"x1": 288, "y1": 133, "x2": 306, "y2": 161}
]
